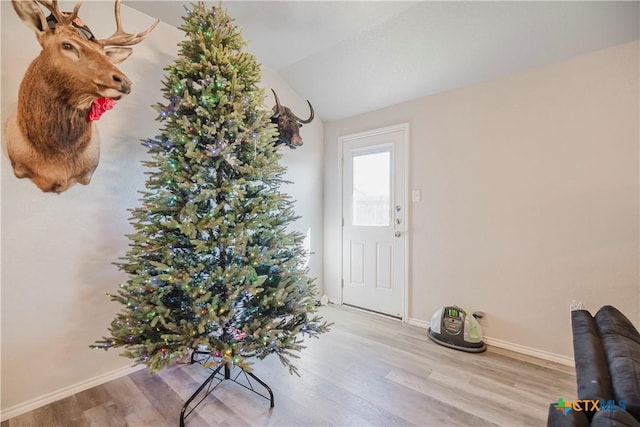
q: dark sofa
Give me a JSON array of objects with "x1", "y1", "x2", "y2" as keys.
[{"x1": 547, "y1": 306, "x2": 640, "y2": 426}]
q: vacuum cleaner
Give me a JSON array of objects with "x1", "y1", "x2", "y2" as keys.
[{"x1": 427, "y1": 305, "x2": 487, "y2": 353}]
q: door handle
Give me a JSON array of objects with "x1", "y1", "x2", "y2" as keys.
[{"x1": 394, "y1": 231, "x2": 402, "y2": 238}]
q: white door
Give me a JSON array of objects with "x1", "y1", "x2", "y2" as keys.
[{"x1": 341, "y1": 124, "x2": 407, "y2": 319}]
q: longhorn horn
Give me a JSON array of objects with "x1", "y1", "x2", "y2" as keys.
[
  {"x1": 271, "y1": 89, "x2": 283, "y2": 117},
  {"x1": 292, "y1": 100, "x2": 315, "y2": 124}
]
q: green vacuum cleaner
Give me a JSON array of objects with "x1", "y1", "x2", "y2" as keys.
[{"x1": 428, "y1": 305, "x2": 487, "y2": 353}]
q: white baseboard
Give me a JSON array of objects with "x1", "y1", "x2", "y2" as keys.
[
  {"x1": 407, "y1": 317, "x2": 429, "y2": 329},
  {"x1": 483, "y1": 336, "x2": 574, "y2": 366},
  {"x1": 0, "y1": 364, "x2": 145, "y2": 422},
  {"x1": 407, "y1": 317, "x2": 574, "y2": 367}
]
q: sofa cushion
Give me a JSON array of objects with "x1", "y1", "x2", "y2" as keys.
[
  {"x1": 595, "y1": 306, "x2": 640, "y2": 421},
  {"x1": 596, "y1": 306, "x2": 640, "y2": 345},
  {"x1": 547, "y1": 403, "x2": 590, "y2": 427},
  {"x1": 571, "y1": 310, "x2": 613, "y2": 402},
  {"x1": 591, "y1": 408, "x2": 640, "y2": 427}
]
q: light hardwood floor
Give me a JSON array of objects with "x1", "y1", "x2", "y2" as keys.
[{"x1": 2, "y1": 305, "x2": 576, "y2": 426}]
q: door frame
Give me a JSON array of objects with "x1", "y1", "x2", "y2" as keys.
[{"x1": 338, "y1": 123, "x2": 410, "y2": 322}]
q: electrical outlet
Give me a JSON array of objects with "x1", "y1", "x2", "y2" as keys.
[
  {"x1": 569, "y1": 300, "x2": 584, "y2": 325},
  {"x1": 570, "y1": 300, "x2": 584, "y2": 311}
]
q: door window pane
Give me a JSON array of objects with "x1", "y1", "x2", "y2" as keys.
[{"x1": 353, "y1": 150, "x2": 390, "y2": 226}]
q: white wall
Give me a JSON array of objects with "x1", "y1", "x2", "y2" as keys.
[
  {"x1": 324, "y1": 41, "x2": 639, "y2": 361},
  {"x1": 265, "y1": 75, "x2": 325, "y2": 289},
  {"x1": 1, "y1": 2, "x2": 323, "y2": 418}
]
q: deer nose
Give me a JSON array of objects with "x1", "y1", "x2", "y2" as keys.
[{"x1": 112, "y1": 74, "x2": 132, "y2": 94}]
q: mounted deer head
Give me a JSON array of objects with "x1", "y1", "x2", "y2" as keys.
[
  {"x1": 4, "y1": 0, "x2": 158, "y2": 193},
  {"x1": 270, "y1": 89, "x2": 314, "y2": 149}
]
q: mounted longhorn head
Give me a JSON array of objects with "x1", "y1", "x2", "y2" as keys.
[
  {"x1": 4, "y1": 0, "x2": 158, "y2": 193},
  {"x1": 270, "y1": 89, "x2": 314, "y2": 149}
]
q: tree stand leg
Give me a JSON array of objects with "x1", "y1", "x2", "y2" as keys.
[{"x1": 179, "y1": 351, "x2": 274, "y2": 427}]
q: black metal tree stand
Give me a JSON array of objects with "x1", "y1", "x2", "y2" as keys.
[{"x1": 179, "y1": 350, "x2": 274, "y2": 427}]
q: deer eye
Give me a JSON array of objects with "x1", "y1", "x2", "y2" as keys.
[{"x1": 62, "y1": 41, "x2": 73, "y2": 50}]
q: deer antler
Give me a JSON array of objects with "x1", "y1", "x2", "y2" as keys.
[
  {"x1": 94, "y1": 0, "x2": 159, "y2": 47},
  {"x1": 36, "y1": 0, "x2": 82, "y2": 27}
]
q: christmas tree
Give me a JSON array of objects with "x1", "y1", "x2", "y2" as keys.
[{"x1": 93, "y1": 2, "x2": 329, "y2": 376}]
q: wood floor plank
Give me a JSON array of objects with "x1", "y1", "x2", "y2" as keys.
[
  {"x1": 421, "y1": 369, "x2": 544, "y2": 426},
  {"x1": 8, "y1": 396, "x2": 85, "y2": 427},
  {"x1": 121, "y1": 404, "x2": 173, "y2": 427},
  {"x1": 127, "y1": 369, "x2": 188, "y2": 426},
  {"x1": 3, "y1": 306, "x2": 576, "y2": 426},
  {"x1": 83, "y1": 401, "x2": 127, "y2": 427},
  {"x1": 1, "y1": 412, "x2": 37, "y2": 427},
  {"x1": 74, "y1": 385, "x2": 113, "y2": 413}
]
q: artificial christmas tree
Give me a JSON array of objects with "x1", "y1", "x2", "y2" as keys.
[{"x1": 93, "y1": 2, "x2": 329, "y2": 380}]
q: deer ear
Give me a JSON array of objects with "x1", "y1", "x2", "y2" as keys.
[
  {"x1": 12, "y1": 0, "x2": 48, "y2": 35},
  {"x1": 104, "y1": 47, "x2": 133, "y2": 64}
]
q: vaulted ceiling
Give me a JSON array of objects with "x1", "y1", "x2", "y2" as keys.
[{"x1": 125, "y1": 1, "x2": 640, "y2": 121}]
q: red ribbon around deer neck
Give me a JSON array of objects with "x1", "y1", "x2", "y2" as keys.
[{"x1": 88, "y1": 97, "x2": 117, "y2": 122}]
